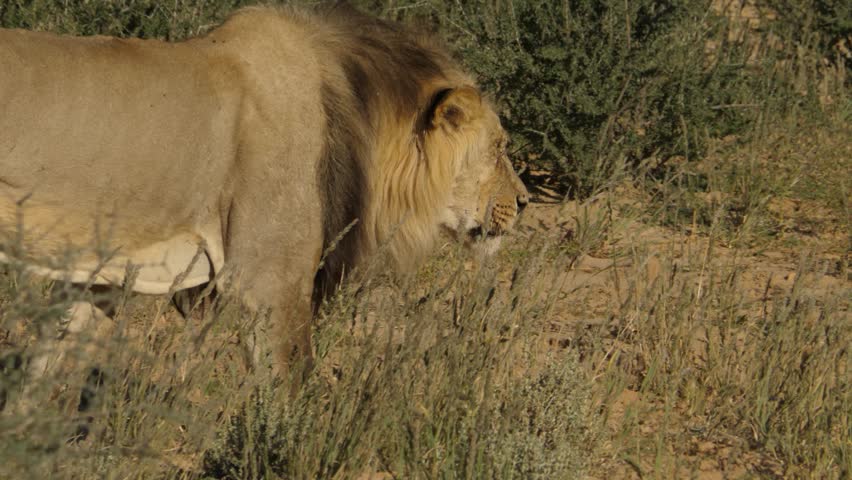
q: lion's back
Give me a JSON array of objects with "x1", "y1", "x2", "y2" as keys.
[
  {"x1": 0, "y1": 28, "x2": 241, "y2": 251},
  {"x1": 0, "y1": 8, "x2": 336, "y2": 259}
]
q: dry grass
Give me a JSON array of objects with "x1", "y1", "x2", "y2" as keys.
[
  {"x1": 1, "y1": 0, "x2": 850, "y2": 478},
  {"x1": 2, "y1": 121, "x2": 848, "y2": 477},
  {"x1": 1, "y1": 237, "x2": 598, "y2": 479}
]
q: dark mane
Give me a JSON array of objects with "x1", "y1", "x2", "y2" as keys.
[{"x1": 312, "y1": 2, "x2": 460, "y2": 303}]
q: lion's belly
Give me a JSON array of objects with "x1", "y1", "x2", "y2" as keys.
[{"x1": 0, "y1": 232, "x2": 213, "y2": 294}]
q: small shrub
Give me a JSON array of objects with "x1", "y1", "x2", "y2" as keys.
[{"x1": 0, "y1": 0, "x2": 247, "y2": 38}]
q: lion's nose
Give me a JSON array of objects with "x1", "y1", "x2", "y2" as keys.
[{"x1": 516, "y1": 192, "x2": 529, "y2": 213}]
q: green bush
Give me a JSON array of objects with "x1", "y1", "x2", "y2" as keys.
[
  {"x1": 364, "y1": 1, "x2": 698, "y2": 192},
  {"x1": 0, "y1": 0, "x2": 246, "y2": 38},
  {"x1": 768, "y1": 0, "x2": 852, "y2": 58},
  {"x1": 367, "y1": 0, "x2": 845, "y2": 195}
]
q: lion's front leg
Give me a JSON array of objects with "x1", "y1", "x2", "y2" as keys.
[
  {"x1": 221, "y1": 130, "x2": 325, "y2": 385},
  {"x1": 241, "y1": 272, "x2": 315, "y2": 384},
  {"x1": 221, "y1": 197, "x2": 323, "y2": 385}
]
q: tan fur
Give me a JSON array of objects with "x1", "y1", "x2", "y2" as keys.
[{"x1": 0, "y1": 4, "x2": 528, "y2": 378}]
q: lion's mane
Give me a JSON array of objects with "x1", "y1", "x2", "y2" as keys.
[{"x1": 303, "y1": 4, "x2": 478, "y2": 294}]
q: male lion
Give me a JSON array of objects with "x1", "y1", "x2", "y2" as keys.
[{"x1": 0, "y1": 3, "x2": 529, "y2": 381}]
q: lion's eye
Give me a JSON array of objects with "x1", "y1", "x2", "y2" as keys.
[
  {"x1": 492, "y1": 137, "x2": 509, "y2": 166},
  {"x1": 494, "y1": 139, "x2": 507, "y2": 155}
]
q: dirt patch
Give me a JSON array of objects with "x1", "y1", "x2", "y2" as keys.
[{"x1": 507, "y1": 183, "x2": 850, "y2": 478}]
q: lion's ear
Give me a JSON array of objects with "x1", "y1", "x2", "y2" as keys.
[{"x1": 429, "y1": 86, "x2": 482, "y2": 130}]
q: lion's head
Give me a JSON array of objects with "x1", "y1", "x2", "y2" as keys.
[
  {"x1": 424, "y1": 87, "x2": 529, "y2": 255},
  {"x1": 361, "y1": 85, "x2": 529, "y2": 271}
]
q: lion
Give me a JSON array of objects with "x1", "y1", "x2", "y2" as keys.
[{"x1": 0, "y1": 3, "x2": 529, "y2": 383}]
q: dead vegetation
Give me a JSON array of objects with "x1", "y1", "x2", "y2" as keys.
[{"x1": 1, "y1": 0, "x2": 850, "y2": 478}]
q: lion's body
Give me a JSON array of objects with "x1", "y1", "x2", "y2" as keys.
[
  {"x1": 1, "y1": 10, "x2": 327, "y2": 294},
  {"x1": 0, "y1": 4, "x2": 528, "y2": 376}
]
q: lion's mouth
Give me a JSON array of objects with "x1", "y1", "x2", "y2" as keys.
[{"x1": 467, "y1": 225, "x2": 500, "y2": 241}]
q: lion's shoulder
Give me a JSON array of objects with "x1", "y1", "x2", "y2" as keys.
[{"x1": 197, "y1": 6, "x2": 317, "y2": 44}]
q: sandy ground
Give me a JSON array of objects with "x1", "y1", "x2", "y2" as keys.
[{"x1": 510, "y1": 181, "x2": 849, "y2": 478}]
